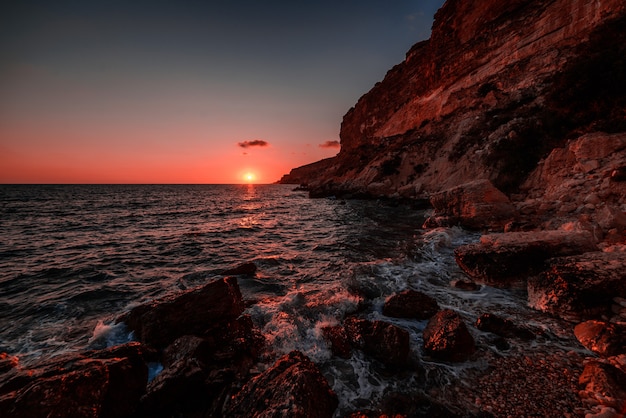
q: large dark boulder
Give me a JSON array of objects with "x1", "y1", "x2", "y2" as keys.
[
  {"x1": 528, "y1": 251, "x2": 626, "y2": 320},
  {"x1": 321, "y1": 325, "x2": 352, "y2": 359},
  {"x1": 224, "y1": 350, "x2": 338, "y2": 418},
  {"x1": 383, "y1": 289, "x2": 440, "y2": 320},
  {"x1": 139, "y1": 314, "x2": 263, "y2": 417},
  {"x1": 423, "y1": 309, "x2": 475, "y2": 362},
  {"x1": 455, "y1": 230, "x2": 598, "y2": 286},
  {"x1": 121, "y1": 277, "x2": 245, "y2": 348},
  {"x1": 344, "y1": 317, "x2": 412, "y2": 368},
  {"x1": 0, "y1": 343, "x2": 149, "y2": 418}
]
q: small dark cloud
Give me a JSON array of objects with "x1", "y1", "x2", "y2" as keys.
[
  {"x1": 319, "y1": 140, "x2": 340, "y2": 149},
  {"x1": 238, "y1": 140, "x2": 269, "y2": 148}
]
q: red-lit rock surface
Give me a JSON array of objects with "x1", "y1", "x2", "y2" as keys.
[
  {"x1": 422, "y1": 309, "x2": 475, "y2": 362},
  {"x1": 0, "y1": 343, "x2": 149, "y2": 418},
  {"x1": 382, "y1": 289, "x2": 440, "y2": 320},
  {"x1": 454, "y1": 230, "x2": 599, "y2": 286},
  {"x1": 321, "y1": 325, "x2": 352, "y2": 359},
  {"x1": 528, "y1": 251, "x2": 626, "y2": 321},
  {"x1": 574, "y1": 320, "x2": 626, "y2": 358},
  {"x1": 224, "y1": 350, "x2": 338, "y2": 418}
]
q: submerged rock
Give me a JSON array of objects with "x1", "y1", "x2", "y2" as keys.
[
  {"x1": 121, "y1": 276, "x2": 245, "y2": 348},
  {"x1": 528, "y1": 251, "x2": 626, "y2": 320},
  {"x1": 383, "y1": 289, "x2": 440, "y2": 320},
  {"x1": 224, "y1": 350, "x2": 338, "y2": 418},
  {"x1": 455, "y1": 230, "x2": 598, "y2": 286},
  {"x1": 422, "y1": 309, "x2": 475, "y2": 362}
]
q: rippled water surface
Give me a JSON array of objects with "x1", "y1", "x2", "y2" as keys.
[{"x1": 0, "y1": 184, "x2": 581, "y2": 415}]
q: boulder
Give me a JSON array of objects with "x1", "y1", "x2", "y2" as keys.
[
  {"x1": 579, "y1": 361, "x2": 626, "y2": 411},
  {"x1": 121, "y1": 277, "x2": 245, "y2": 348},
  {"x1": 574, "y1": 321, "x2": 626, "y2": 357},
  {"x1": 140, "y1": 315, "x2": 263, "y2": 417},
  {"x1": 321, "y1": 325, "x2": 352, "y2": 359},
  {"x1": 528, "y1": 251, "x2": 626, "y2": 320},
  {"x1": 454, "y1": 230, "x2": 598, "y2": 286},
  {"x1": 0, "y1": 343, "x2": 148, "y2": 418},
  {"x1": 344, "y1": 317, "x2": 412, "y2": 368},
  {"x1": 475, "y1": 313, "x2": 535, "y2": 340},
  {"x1": 424, "y1": 179, "x2": 517, "y2": 231},
  {"x1": 221, "y1": 262, "x2": 257, "y2": 276},
  {"x1": 422, "y1": 309, "x2": 475, "y2": 362},
  {"x1": 224, "y1": 351, "x2": 338, "y2": 418},
  {"x1": 383, "y1": 289, "x2": 440, "y2": 320}
]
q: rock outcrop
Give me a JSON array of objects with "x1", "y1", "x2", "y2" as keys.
[
  {"x1": 280, "y1": 0, "x2": 626, "y2": 226},
  {"x1": 454, "y1": 230, "x2": 599, "y2": 286},
  {"x1": 224, "y1": 350, "x2": 338, "y2": 418},
  {"x1": 528, "y1": 251, "x2": 626, "y2": 320}
]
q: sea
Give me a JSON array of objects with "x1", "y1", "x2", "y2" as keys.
[{"x1": 0, "y1": 184, "x2": 581, "y2": 414}]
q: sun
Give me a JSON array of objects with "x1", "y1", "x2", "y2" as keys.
[{"x1": 243, "y1": 172, "x2": 256, "y2": 183}]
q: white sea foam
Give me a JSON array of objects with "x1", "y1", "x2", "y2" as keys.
[{"x1": 87, "y1": 320, "x2": 133, "y2": 350}]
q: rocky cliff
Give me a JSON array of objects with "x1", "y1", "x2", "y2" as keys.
[{"x1": 281, "y1": 0, "x2": 626, "y2": 204}]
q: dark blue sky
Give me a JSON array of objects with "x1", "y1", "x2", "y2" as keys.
[{"x1": 0, "y1": 0, "x2": 445, "y2": 183}]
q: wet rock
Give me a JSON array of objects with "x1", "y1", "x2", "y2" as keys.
[
  {"x1": 423, "y1": 309, "x2": 475, "y2": 362},
  {"x1": 425, "y1": 180, "x2": 517, "y2": 231},
  {"x1": 121, "y1": 277, "x2": 245, "y2": 348},
  {"x1": 574, "y1": 321, "x2": 626, "y2": 357},
  {"x1": 383, "y1": 289, "x2": 440, "y2": 320},
  {"x1": 0, "y1": 343, "x2": 148, "y2": 418},
  {"x1": 344, "y1": 317, "x2": 412, "y2": 368},
  {"x1": 0, "y1": 353, "x2": 18, "y2": 374},
  {"x1": 475, "y1": 313, "x2": 535, "y2": 340},
  {"x1": 140, "y1": 314, "x2": 263, "y2": 417},
  {"x1": 451, "y1": 279, "x2": 480, "y2": 291},
  {"x1": 455, "y1": 230, "x2": 598, "y2": 286},
  {"x1": 528, "y1": 251, "x2": 626, "y2": 320},
  {"x1": 321, "y1": 325, "x2": 352, "y2": 359},
  {"x1": 579, "y1": 361, "x2": 626, "y2": 411},
  {"x1": 224, "y1": 350, "x2": 338, "y2": 418},
  {"x1": 221, "y1": 262, "x2": 257, "y2": 276}
]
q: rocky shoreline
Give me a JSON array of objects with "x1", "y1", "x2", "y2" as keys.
[{"x1": 1, "y1": 183, "x2": 624, "y2": 417}]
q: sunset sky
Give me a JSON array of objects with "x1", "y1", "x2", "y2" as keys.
[{"x1": 1, "y1": 0, "x2": 444, "y2": 184}]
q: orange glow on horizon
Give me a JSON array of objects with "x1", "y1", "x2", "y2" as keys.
[{"x1": 243, "y1": 172, "x2": 256, "y2": 183}]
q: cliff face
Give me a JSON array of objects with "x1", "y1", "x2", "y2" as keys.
[{"x1": 281, "y1": 0, "x2": 626, "y2": 199}]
